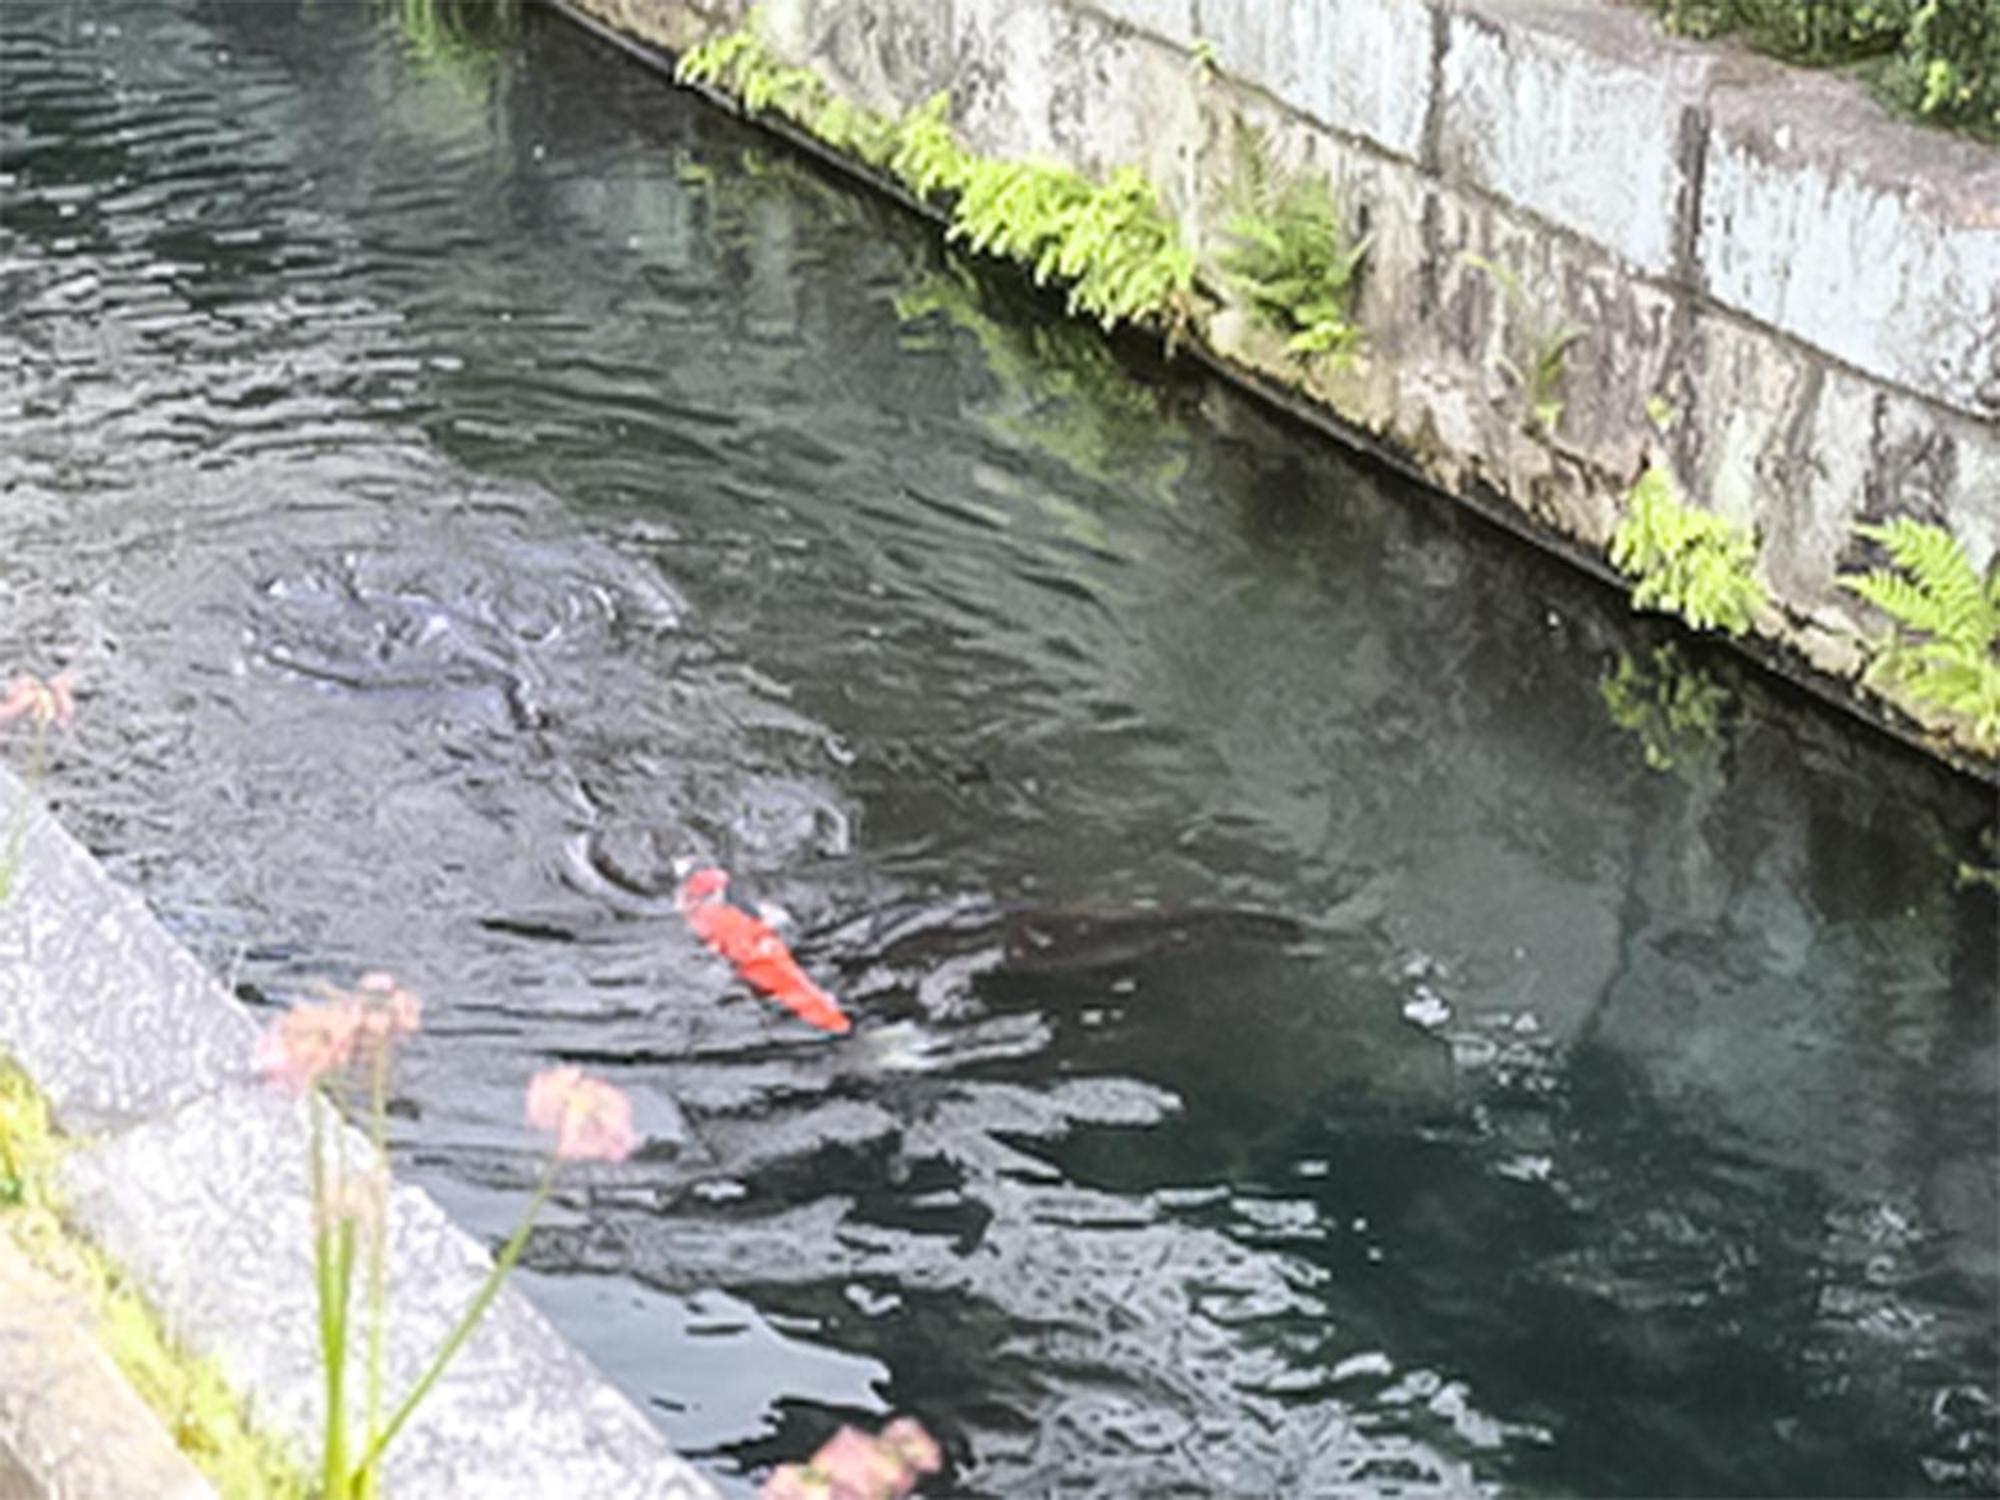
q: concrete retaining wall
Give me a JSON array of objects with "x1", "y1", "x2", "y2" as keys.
[
  {"x1": 562, "y1": 0, "x2": 2000, "y2": 774},
  {"x1": 0, "y1": 768, "x2": 716, "y2": 1500}
]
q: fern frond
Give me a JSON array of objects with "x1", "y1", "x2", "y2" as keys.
[
  {"x1": 1216, "y1": 145, "x2": 1365, "y2": 366},
  {"x1": 889, "y1": 93, "x2": 971, "y2": 198},
  {"x1": 1842, "y1": 517, "x2": 2000, "y2": 752},
  {"x1": 1855, "y1": 518, "x2": 1993, "y2": 649},
  {"x1": 1611, "y1": 469, "x2": 1765, "y2": 636}
]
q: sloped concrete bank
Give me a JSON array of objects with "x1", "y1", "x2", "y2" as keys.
[
  {"x1": 557, "y1": 0, "x2": 2000, "y2": 781},
  {"x1": 0, "y1": 768, "x2": 717, "y2": 1500},
  {"x1": 0, "y1": 1232, "x2": 216, "y2": 1499}
]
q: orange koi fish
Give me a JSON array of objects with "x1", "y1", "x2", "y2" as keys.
[{"x1": 674, "y1": 866, "x2": 852, "y2": 1034}]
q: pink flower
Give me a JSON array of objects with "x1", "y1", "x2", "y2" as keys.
[
  {"x1": 525, "y1": 1066, "x2": 638, "y2": 1163},
  {"x1": 353, "y1": 971, "x2": 422, "y2": 1042},
  {"x1": 877, "y1": 1419, "x2": 942, "y2": 1478},
  {"x1": 811, "y1": 1428, "x2": 909, "y2": 1499},
  {"x1": 0, "y1": 671, "x2": 75, "y2": 732},
  {"x1": 256, "y1": 999, "x2": 364, "y2": 1093},
  {"x1": 760, "y1": 1418, "x2": 942, "y2": 1500}
]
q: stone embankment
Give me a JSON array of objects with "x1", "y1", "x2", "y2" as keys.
[
  {"x1": 0, "y1": 770, "x2": 718, "y2": 1500},
  {"x1": 562, "y1": 0, "x2": 2000, "y2": 778}
]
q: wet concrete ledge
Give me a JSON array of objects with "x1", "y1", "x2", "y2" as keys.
[
  {"x1": 0, "y1": 766, "x2": 717, "y2": 1500},
  {"x1": 554, "y1": 0, "x2": 2000, "y2": 782}
]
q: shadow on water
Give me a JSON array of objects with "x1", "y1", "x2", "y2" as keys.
[{"x1": 1, "y1": 1, "x2": 1994, "y2": 1494}]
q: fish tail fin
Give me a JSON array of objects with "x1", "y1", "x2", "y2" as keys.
[{"x1": 781, "y1": 985, "x2": 852, "y2": 1034}]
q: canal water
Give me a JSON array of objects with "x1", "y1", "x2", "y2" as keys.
[{"x1": 3, "y1": 4, "x2": 1994, "y2": 1494}]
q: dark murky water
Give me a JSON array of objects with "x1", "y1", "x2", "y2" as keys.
[{"x1": 3, "y1": 4, "x2": 1995, "y2": 1494}]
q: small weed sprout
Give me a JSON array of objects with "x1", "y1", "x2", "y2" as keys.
[
  {"x1": 1461, "y1": 252, "x2": 1584, "y2": 434},
  {"x1": 1840, "y1": 516, "x2": 2000, "y2": 751},
  {"x1": 1610, "y1": 469, "x2": 1766, "y2": 635}
]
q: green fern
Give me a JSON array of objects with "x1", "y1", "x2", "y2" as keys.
[
  {"x1": 1046, "y1": 167, "x2": 1195, "y2": 331},
  {"x1": 918, "y1": 131, "x2": 1190, "y2": 331},
  {"x1": 1609, "y1": 469, "x2": 1766, "y2": 635},
  {"x1": 1217, "y1": 126, "x2": 1367, "y2": 365},
  {"x1": 676, "y1": 25, "x2": 829, "y2": 125},
  {"x1": 811, "y1": 95, "x2": 897, "y2": 167},
  {"x1": 951, "y1": 158, "x2": 1089, "y2": 265},
  {"x1": 675, "y1": 29, "x2": 759, "y2": 90},
  {"x1": 889, "y1": 92, "x2": 973, "y2": 198},
  {"x1": 1840, "y1": 517, "x2": 2000, "y2": 749},
  {"x1": 743, "y1": 61, "x2": 824, "y2": 119},
  {"x1": 675, "y1": 47, "x2": 1189, "y2": 335}
]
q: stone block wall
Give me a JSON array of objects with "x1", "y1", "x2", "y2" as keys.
[{"x1": 565, "y1": 0, "x2": 2000, "y2": 770}]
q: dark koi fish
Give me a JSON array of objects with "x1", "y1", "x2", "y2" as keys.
[{"x1": 674, "y1": 866, "x2": 852, "y2": 1034}]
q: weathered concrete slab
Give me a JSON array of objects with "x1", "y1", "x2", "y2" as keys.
[
  {"x1": 569, "y1": 0, "x2": 746, "y2": 57},
  {"x1": 947, "y1": 0, "x2": 1207, "y2": 217},
  {"x1": 0, "y1": 1234, "x2": 216, "y2": 1500},
  {"x1": 1194, "y1": 0, "x2": 1432, "y2": 162},
  {"x1": 1681, "y1": 303, "x2": 2000, "y2": 679},
  {"x1": 1311, "y1": 0, "x2": 1434, "y2": 163},
  {"x1": 0, "y1": 795, "x2": 258, "y2": 1135},
  {"x1": 762, "y1": 0, "x2": 956, "y2": 118},
  {"x1": 1698, "y1": 68, "x2": 2000, "y2": 421},
  {"x1": 946, "y1": 0, "x2": 1102, "y2": 164},
  {"x1": 0, "y1": 766, "x2": 718, "y2": 1500},
  {"x1": 61, "y1": 1089, "x2": 704, "y2": 1500},
  {"x1": 1198, "y1": 89, "x2": 1665, "y2": 549},
  {"x1": 1084, "y1": 0, "x2": 1198, "y2": 53},
  {"x1": 1438, "y1": 0, "x2": 1712, "y2": 276}
]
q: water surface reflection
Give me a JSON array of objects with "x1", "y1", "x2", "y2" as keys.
[{"x1": 1, "y1": 3, "x2": 1993, "y2": 1494}]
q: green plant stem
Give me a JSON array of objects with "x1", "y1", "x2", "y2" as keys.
[
  {"x1": 348, "y1": 1158, "x2": 558, "y2": 1487},
  {"x1": 361, "y1": 1043, "x2": 391, "y2": 1500},
  {"x1": 310, "y1": 1092, "x2": 352, "y2": 1500}
]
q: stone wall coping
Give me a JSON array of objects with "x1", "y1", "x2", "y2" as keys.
[
  {"x1": 1084, "y1": 0, "x2": 1998, "y2": 415},
  {"x1": 1699, "y1": 61, "x2": 2000, "y2": 418}
]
